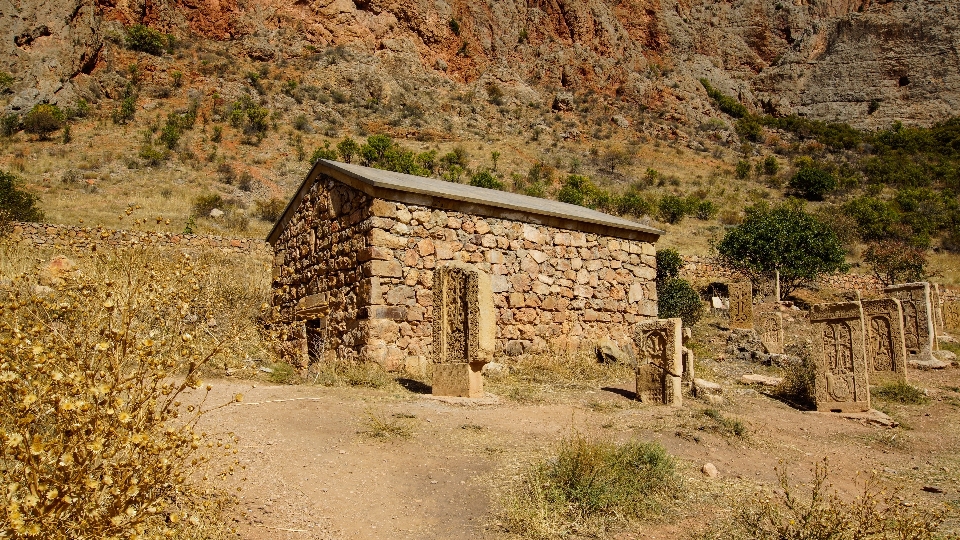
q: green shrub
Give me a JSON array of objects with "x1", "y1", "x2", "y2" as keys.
[
  {"x1": 872, "y1": 381, "x2": 929, "y2": 404},
  {"x1": 112, "y1": 85, "x2": 138, "y2": 125},
  {"x1": 614, "y1": 192, "x2": 653, "y2": 217},
  {"x1": 655, "y1": 248, "x2": 684, "y2": 282},
  {"x1": 775, "y1": 351, "x2": 816, "y2": 410},
  {"x1": 789, "y1": 161, "x2": 837, "y2": 200},
  {"x1": 557, "y1": 174, "x2": 595, "y2": 207},
  {"x1": 469, "y1": 170, "x2": 504, "y2": 190},
  {"x1": 735, "y1": 116, "x2": 764, "y2": 143},
  {"x1": 449, "y1": 18, "x2": 461, "y2": 36},
  {"x1": 0, "y1": 72, "x2": 13, "y2": 92},
  {"x1": 657, "y1": 277, "x2": 704, "y2": 326},
  {"x1": 843, "y1": 196, "x2": 902, "y2": 241},
  {"x1": 0, "y1": 170, "x2": 43, "y2": 223},
  {"x1": 692, "y1": 199, "x2": 719, "y2": 220},
  {"x1": 227, "y1": 95, "x2": 269, "y2": 143},
  {"x1": 311, "y1": 141, "x2": 338, "y2": 164},
  {"x1": 337, "y1": 137, "x2": 360, "y2": 162},
  {"x1": 700, "y1": 79, "x2": 748, "y2": 118},
  {"x1": 503, "y1": 436, "x2": 679, "y2": 538},
  {"x1": 192, "y1": 194, "x2": 224, "y2": 217},
  {"x1": 717, "y1": 201, "x2": 847, "y2": 296},
  {"x1": 1, "y1": 114, "x2": 19, "y2": 136},
  {"x1": 701, "y1": 408, "x2": 747, "y2": 438},
  {"x1": 23, "y1": 104, "x2": 65, "y2": 140},
  {"x1": 657, "y1": 194, "x2": 688, "y2": 224},
  {"x1": 125, "y1": 24, "x2": 168, "y2": 55},
  {"x1": 735, "y1": 160, "x2": 751, "y2": 179},
  {"x1": 763, "y1": 155, "x2": 780, "y2": 175}
]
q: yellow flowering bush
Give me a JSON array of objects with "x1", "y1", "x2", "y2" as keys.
[{"x1": 0, "y1": 245, "x2": 250, "y2": 539}]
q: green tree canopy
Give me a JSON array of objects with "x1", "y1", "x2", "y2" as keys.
[
  {"x1": 717, "y1": 201, "x2": 847, "y2": 296},
  {"x1": 0, "y1": 170, "x2": 43, "y2": 226}
]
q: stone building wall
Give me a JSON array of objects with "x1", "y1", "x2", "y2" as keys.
[
  {"x1": 271, "y1": 173, "x2": 660, "y2": 369},
  {"x1": 271, "y1": 178, "x2": 373, "y2": 363},
  {"x1": 357, "y1": 197, "x2": 658, "y2": 369}
]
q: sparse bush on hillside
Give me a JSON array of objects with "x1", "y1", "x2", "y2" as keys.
[
  {"x1": 1, "y1": 114, "x2": 19, "y2": 137},
  {"x1": 255, "y1": 198, "x2": 287, "y2": 222},
  {"x1": 227, "y1": 95, "x2": 269, "y2": 144},
  {"x1": 763, "y1": 155, "x2": 780, "y2": 175},
  {"x1": 126, "y1": 24, "x2": 169, "y2": 55},
  {"x1": 718, "y1": 201, "x2": 847, "y2": 296},
  {"x1": 192, "y1": 194, "x2": 224, "y2": 217},
  {"x1": 735, "y1": 116, "x2": 764, "y2": 143},
  {"x1": 789, "y1": 159, "x2": 837, "y2": 200},
  {"x1": 864, "y1": 239, "x2": 928, "y2": 286},
  {"x1": 310, "y1": 141, "x2": 338, "y2": 164},
  {"x1": 23, "y1": 104, "x2": 65, "y2": 140},
  {"x1": 112, "y1": 85, "x2": 138, "y2": 125},
  {"x1": 657, "y1": 194, "x2": 688, "y2": 224},
  {"x1": 469, "y1": 170, "x2": 504, "y2": 190},
  {"x1": 0, "y1": 72, "x2": 13, "y2": 93},
  {"x1": 700, "y1": 79, "x2": 749, "y2": 118},
  {"x1": 354, "y1": 134, "x2": 435, "y2": 176},
  {"x1": 735, "y1": 159, "x2": 751, "y2": 179},
  {"x1": 0, "y1": 170, "x2": 43, "y2": 224}
]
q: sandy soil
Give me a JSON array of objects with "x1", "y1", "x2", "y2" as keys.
[{"x1": 198, "y1": 362, "x2": 960, "y2": 540}]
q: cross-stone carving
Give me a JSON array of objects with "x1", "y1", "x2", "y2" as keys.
[
  {"x1": 861, "y1": 298, "x2": 907, "y2": 384},
  {"x1": 634, "y1": 318, "x2": 682, "y2": 406},
  {"x1": 728, "y1": 281, "x2": 753, "y2": 329},
  {"x1": 884, "y1": 282, "x2": 938, "y2": 362},
  {"x1": 810, "y1": 302, "x2": 870, "y2": 413},
  {"x1": 431, "y1": 262, "x2": 495, "y2": 398},
  {"x1": 943, "y1": 300, "x2": 960, "y2": 335},
  {"x1": 758, "y1": 312, "x2": 784, "y2": 354}
]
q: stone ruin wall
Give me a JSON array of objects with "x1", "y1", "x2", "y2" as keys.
[
  {"x1": 271, "y1": 178, "x2": 372, "y2": 363},
  {"x1": 359, "y1": 197, "x2": 659, "y2": 368},
  {"x1": 8, "y1": 222, "x2": 269, "y2": 254}
]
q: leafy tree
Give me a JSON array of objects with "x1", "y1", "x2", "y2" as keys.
[
  {"x1": 864, "y1": 240, "x2": 928, "y2": 286},
  {"x1": 311, "y1": 142, "x2": 338, "y2": 163},
  {"x1": 789, "y1": 161, "x2": 837, "y2": 200},
  {"x1": 0, "y1": 170, "x2": 44, "y2": 226},
  {"x1": 557, "y1": 174, "x2": 595, "y2": 207},
  {"x1": 337, "y1": 137, "x2": 360, "y2": 163},
  {"x1": 717, "y1": 201, "x2": 848, "y2": 296},
  {"x1": 23, "y1": 104, "x2": 65, "y2": 140},
  {"x1": 468, "y1": 170, "x2": 504, "y2": 190},
  {"x1": 126, "y1": 24, "x2": 167, "y2": 56},
  {"x1": 655, "y1": 249, "x2": 704, "y2": 326},
  {"x1": 657, "y1": 194, "x2": 688, "y2": 224}
]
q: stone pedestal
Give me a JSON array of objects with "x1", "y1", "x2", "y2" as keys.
[{"x1": 432, "y1": 362, "x2": 484, "y2": 398}]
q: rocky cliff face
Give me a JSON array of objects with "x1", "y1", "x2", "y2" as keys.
[{"x1": 3, "y1": 0, "x2": 958, "y2": 128}]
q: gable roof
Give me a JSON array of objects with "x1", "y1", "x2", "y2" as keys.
[{"x1": 266, "y1": 160, "x2": 664, "y2": 245}]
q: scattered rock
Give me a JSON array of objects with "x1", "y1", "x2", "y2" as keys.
[
  {"x1": 908, "y1": 358, "x2": 950, "y2": 370},
  {"x1": 693, "y1": 378, "x2": 723, "y2": 396},
  {"x1": 595, "y1": 337, "x2": 628, "y2": 364},
  {"x1": 921, "y1": 486, "x2": 944, "y2": 494},
  {"x1": 611, "y1": 115, "x2": 630, "y2": 127},
  {"x1": 209, "y1": 208, "x2": 225, "y2": 218},
  {"x1": 551, "y1": 92, "x2": 574, "y2": 111},
  {"x1": 481, "y1": 362, "x2": 508, "y2": 378},
  {"x1": 821, "y1": 409, "x2": 899, "y2": 427},
  {"x1": 702, "y1": 463, "x2": 718, "y2": 478},
  {"x1": 740, "y1": 373, "x2": 783, "y2": 387},
  {"x1": 504, "y1": 340, "x2": 524, "y2": 357},
  {"x1": 932, "y1": 350, "x2": 957, "y2": 363},
  {"x1": 259, "y1": 366, "x2": 274, "y2": 374}
]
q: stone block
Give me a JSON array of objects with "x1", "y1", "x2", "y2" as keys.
[
  {"x1": 944, "y1": 300, "x2": 960, "y2": 334},
  {"x1": 364, "y1": 260, "x2": 402, "y2": 278},
  {"x1": 370, "y1": 229, "x2": 406, "y2": 249},
  {"x1": 417, "y1": 238, "x2": 436, "y2": 256},
  {"x1": 628, "y1": 283, "x2": 644, "y2": 304},
  {"x1": 357, "y1": 246, "x2": 394, "y2": 261},
  {"x1": 862, "y1": 298, "x2": 908, "y2": 383},
  {"x1": 728, "y1": 281, "x2": 753, "y2": 330},
  {"x1": 370, "y1": 199, "x2": 397, "y2": 218},
  {"x1": 634, "y1": 318, "x2": 683, "y2": 406},
  {"x1": 522, "y1": 224, "x2": 543, "y2": 244},
  {"x1": 432, "y1": 362, "x2": 484, "y2": 398},
  {"x1": 810, "y1": 302, "x2": 870, "y2": 413},
  {"x1": 367, "y1": 305, "x2": 407, "y2": 320}
]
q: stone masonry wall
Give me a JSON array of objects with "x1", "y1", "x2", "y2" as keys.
[
  {"x1": 271, "y1": 178, "x2": 373, "y2": 364},
  {"x1": 9, "y1": 222, "x2": 269, "y2": 254},
  {"x1": 359, "y1": 197, "x2": 659, "y2": 369}
]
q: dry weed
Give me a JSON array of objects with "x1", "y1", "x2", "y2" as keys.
[{"x1": 0, "y1": 242, "x2": 249, "y2": 538}]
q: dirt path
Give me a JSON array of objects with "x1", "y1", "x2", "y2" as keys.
[{"x1": 201, "y1": 365, "x2": 960, "y2": 540}]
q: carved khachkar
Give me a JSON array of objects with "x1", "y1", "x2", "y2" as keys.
[
  {"x1": 861, "y1": 299, "x2": 907, "y2": 384},
  {"x1": 634, "y1": 318, "x2": 682, "y2": 406},
  {"x1": 758, "y1": 312, "x2": 784, "y2": 354},
  {"x1": 931, "y1": 284, "x2": 945, "y2": 338},
  {"x1": 431, "y1": 262, "x2": 495, "y2": 397},
  {"x1": 728, "y1": 281, "x2": 753, "y2": 329},
  {"x1": 884, "y1": 282, "x2": 937, "y2": 362},
  {"x1": 810, "y1": 302, "x2": 870, "y2": 412},
  {"x1": 944, "y1": 300, "x2": 960, "y2": 334}
]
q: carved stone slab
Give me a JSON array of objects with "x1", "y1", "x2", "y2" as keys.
[
  {"x1": 810, "y1": 302, "x2": 870, "y2": 413},
  {"x1": 944, "y1": 300, "x2": 960, "y2": 334},
  {"x1": 633, "y1": 318, "x2": 682, "y2": 406},
  {"x1": 931, "y1": 284, "x2": 945, "y2": 338},
  {"x1": 432, "y1": 262, "x2": 495, "y2": 398},
  {"x1": 728, "y1": 281, "x2": 753, "y2": 329},
  {"x1": 432, "y1": 363, "x2": 483, "y2": 398},
  {"x1": 861, "y1": 299, "x2": 907, "y2": 384},
  {"x1": 432, "y1": 262, "x2": 495, "y2": 364},
  {"x1": 884, "y1": 282, "x2": 937, "y2": 361},
  {"x1": 758, "y1": 312, "x2": 784, "y2": 354}
]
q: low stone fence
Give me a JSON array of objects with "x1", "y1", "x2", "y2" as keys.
[
  {"x1": 680, "y1": 254, "x2": 886, "y2": 296},
  {"x1": 8, "y1": 222, "x2": 271, "y2": 255}
]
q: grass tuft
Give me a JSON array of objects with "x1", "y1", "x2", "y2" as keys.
[
  {"x1": 502, "y1": 435, "x2": 680, "y2": 538},
  {"x1": 872, "y1": 380, "x2": 929, "y2": 404},
  {"x1": 311, "y1": 359, "x2": 393, "y2": 388},
  {"x1": 359, "y1": 410, "x2": 414, "y2": 440},
  {"x1": 701, "y1": 407, "x2": 748, "y2": 438}
]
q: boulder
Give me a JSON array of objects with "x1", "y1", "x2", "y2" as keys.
[{"x1": 595, "y1": 337, "x2": 628, "y2": 364}]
